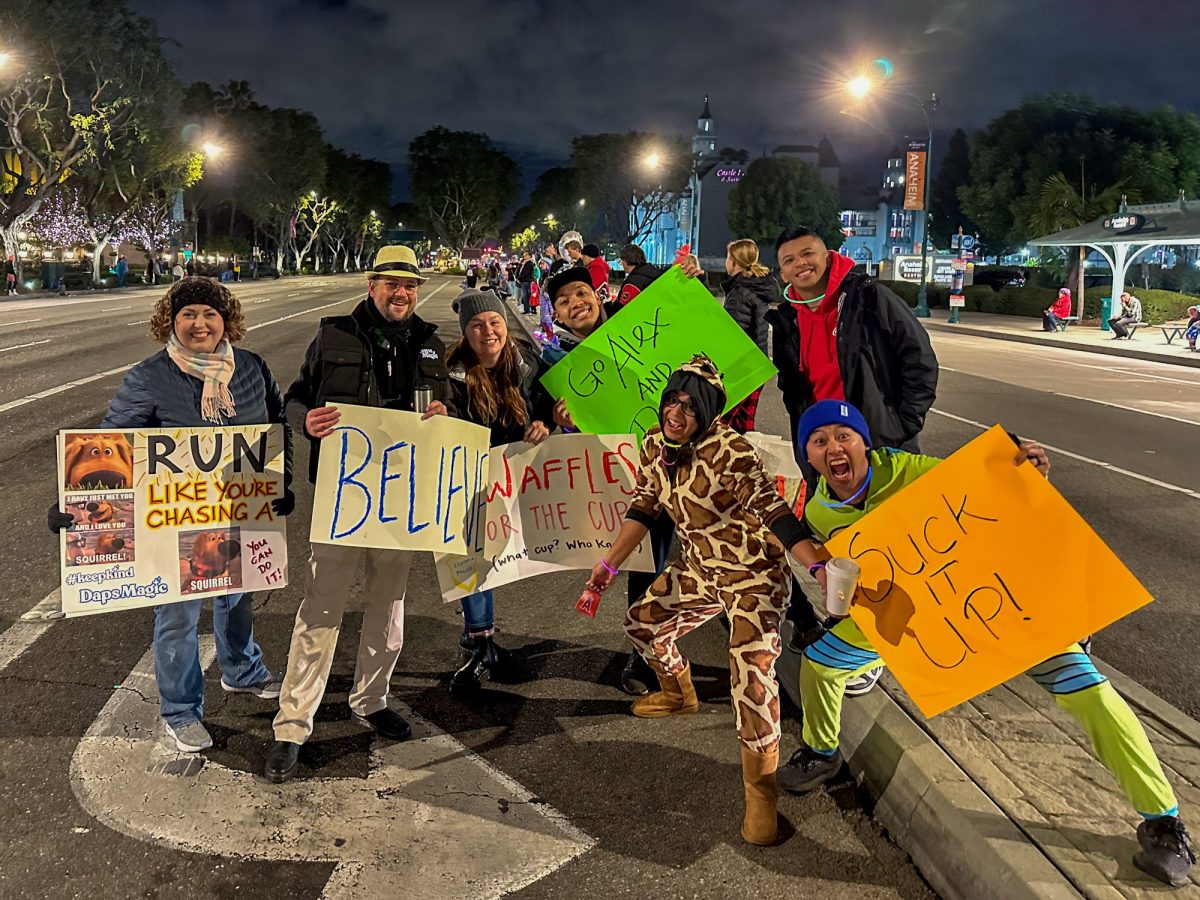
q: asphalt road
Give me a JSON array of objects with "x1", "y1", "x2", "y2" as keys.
[{"x1": 0, "y1": 276, "x2": 936, "y2": 900}]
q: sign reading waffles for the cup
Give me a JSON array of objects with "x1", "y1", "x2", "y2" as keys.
[{"x1": 56, "y1": 426, "x2": 289, "y2": 617}]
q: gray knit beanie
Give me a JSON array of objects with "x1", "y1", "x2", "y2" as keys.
[{"x1": 455, "y1": 289, "x2": 507, "y2": 333}]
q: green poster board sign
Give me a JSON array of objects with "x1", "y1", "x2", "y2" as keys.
[{"x1": 540, "y1": 266, "x2": 777, "y2": 437}]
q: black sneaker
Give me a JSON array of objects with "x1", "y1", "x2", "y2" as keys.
[
  {"x1": 620, "y1": 651, "x2": 654, "y2": 696},
  {"x1": 263, "y1": 740, "x2": 300, "y2": 783},
  {"x1": 778, "y1": 746, "x2": 844, "y2": 794},
  {"x1": 1134, "y1": 816, "x2": 1195, "y2": 887},
  {"x1": 354, "y1": 707, "x2": 412, "y2": 741}
]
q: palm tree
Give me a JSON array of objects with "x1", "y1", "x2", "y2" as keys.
[{"x1": 1030, "y1": 172, "x2": 1134, "y2": 319}]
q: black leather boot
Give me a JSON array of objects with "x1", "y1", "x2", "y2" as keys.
[
  {"x1": 451, "y1": 634, "x2": 527, "y2": 692},
  {"x1": 620, "y1": 651, "x2": 655, "y2": 695}
]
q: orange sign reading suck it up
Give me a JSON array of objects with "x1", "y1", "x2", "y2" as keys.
[{"x1": 824, "y1": 426, "x2": 1152, "y2": 717}]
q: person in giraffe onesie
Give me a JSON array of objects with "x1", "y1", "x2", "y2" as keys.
[
  {"x1": 779, "y1": 399, "x2": 1194, "y2": 888},
  {"x1": 584, "y1": 355, "x2": 811, "y2": 847}
]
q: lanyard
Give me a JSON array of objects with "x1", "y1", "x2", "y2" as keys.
[{"x1": 815, "y1": 466, "x2": 873, "y2": 509}]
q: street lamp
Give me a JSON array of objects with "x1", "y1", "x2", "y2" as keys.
[
  {"x1": 643, "y1": 153, "x2": 660, "y2": 170},
  {"x1": 846, "y1": 76, "x2": 872, "y2": 100},
  {"x1": 845, "y1": 75, "x2": 938, "y2": 318},
  {"x1": 201, "y1": 142, "x2": 223, "y2": 158}
]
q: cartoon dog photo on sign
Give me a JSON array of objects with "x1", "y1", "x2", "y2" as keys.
[
  {"x1": 66, "y1": 529, "x2": 137, "y2": 566},
  {"x1": 67, "y1": 494, "x2": 135, "y2": 531},
  {"x1": 63, "y1": 433, "x2": 134, "y2": 491},
  {"x1": 179, "y1": 528, "x2": 243, "y2": 594}
]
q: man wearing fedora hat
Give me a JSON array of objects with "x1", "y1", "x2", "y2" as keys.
[{"x1": 264, "y1": 245, "x2": 455, "y2": 783}]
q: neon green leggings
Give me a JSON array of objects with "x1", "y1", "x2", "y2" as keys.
[{"x1": 799, "y1": 618, "x2": 1178, "y2": 818}]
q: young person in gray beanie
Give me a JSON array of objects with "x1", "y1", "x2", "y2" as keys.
[{"x1": 445, "y1": 289, "x2": 557, "y2": 694}]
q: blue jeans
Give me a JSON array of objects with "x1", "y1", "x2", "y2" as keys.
[
  {"x1": 460, "y1": 590, "x2": 495, "y2": 634},
  {"x1": 153, "y1": 593, "x2": 271, "y2": 728}
]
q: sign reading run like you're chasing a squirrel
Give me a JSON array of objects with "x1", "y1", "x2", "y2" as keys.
[{"x1": 57, "y1": 426, "x2": 288, "y2": 617}]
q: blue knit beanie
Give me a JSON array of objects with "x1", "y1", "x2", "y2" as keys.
[{"x1": 797, "y1": 400, "x2": 872, "y2": 450}]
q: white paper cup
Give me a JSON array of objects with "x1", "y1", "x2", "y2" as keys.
[{"x1": 824, "y1": 557, "x2": 861, "y2": 617}]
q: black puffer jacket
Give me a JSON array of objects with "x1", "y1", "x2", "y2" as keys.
[
  {"x1": 448, "y1": 342, "x2": 556, "y2": 446},
  {"x1": 765, "y1": 272, "x2": 938, "y2": 456},
  {"x1": 286, "y1": 298, "x2": 454, "y2": 482},
  {"x1": 721, "y1": 273, "x2": 776, "y2": 355},
  {"x1": 617, "y1": 263, "x2": 666, "y2": 305}
]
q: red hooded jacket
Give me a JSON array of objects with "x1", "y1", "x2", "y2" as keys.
[
  {"x1": 1051, "y1": 292, "x2": 1071, "y2": 319},
  {"x1": 784, "y1": 252, "x2": 856, "y2": 402},
  {"x1": 586, "y1": 257, "x2": 611, "y2": 302}
]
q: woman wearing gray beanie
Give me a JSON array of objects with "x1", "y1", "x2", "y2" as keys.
[{"x1": 446, "y1": 290, "x2": 557, "y2": 693}]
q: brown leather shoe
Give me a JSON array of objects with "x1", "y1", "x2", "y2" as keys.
[
  {"x1": 740, "y1": 745, "x2": 779, "y2": 846},
  {"x1": 630, "y1": 661, "x2": 699, "y2": 717}
]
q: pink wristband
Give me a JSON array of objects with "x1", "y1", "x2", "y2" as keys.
[{"x1": 601, "y1": 559, "x2": 619, "y2": 576}]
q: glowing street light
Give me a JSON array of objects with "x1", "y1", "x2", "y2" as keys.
[
  {"x1": 201, "y1": 142, "x2": 223, "y2": 158},
  {"x1": 846, "y1": 76, "x2": 872, "y2": 99},
  {"x1": 844, "y1": 71, "x2": 938, "y2": 319},
  {"x1": 0, "y1": 51, "x2": 11, "y2": 68},
  {"x1": 643, "y1": 153, "x2": 660, "y2": 170},
  {"x1": 578, "y1": 198, "x2": 586, "y2": 208}
]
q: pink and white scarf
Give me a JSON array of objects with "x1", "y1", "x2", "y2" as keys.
[{"x1": 166, "y1": 335, "x2": 237, "y2": 423}]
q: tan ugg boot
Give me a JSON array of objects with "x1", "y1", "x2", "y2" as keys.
[
  {"x1": 631, "y1": 661, "x2": 699, "y2": 717},
  {"x1": 740, "y1": 745, "x2": 779, "y2": 846}
]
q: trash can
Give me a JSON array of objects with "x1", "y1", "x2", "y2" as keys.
[{"x1": 1099, "y1": 296, "x2": 1112, "y2": 331}]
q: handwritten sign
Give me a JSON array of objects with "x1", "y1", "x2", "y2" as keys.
[
  {"x1": 540, "y1": 266, "x2": 776, "y2": 438},
  {"x1": 434, "y1": 433, "x2": 653, "y2": 601},
  {"x1": 57, "y1": 426, "x2": 288, "y2": 617},
  {"x1": 825, "y1": 426, "x2": 1152, "y2": 717},
  {"x1": 309, "y1": 405, "x2": 491, "y2": 555}
]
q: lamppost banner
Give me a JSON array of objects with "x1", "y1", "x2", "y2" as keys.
[{"x1": 903, "y1": 139, "x2": 928, "y2": 211}]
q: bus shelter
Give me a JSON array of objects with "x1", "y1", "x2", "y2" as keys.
[{"x1": 1030, "y1": 193, "x2": 1200, "y2": 312}]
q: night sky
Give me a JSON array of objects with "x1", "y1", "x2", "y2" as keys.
[{"x1": 132, "y1": 0, "x2": 1199, "y2": 199}]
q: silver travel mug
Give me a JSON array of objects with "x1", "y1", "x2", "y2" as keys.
[{"x1": 414, "y1": 384, "x2": 433, "y2": 414}]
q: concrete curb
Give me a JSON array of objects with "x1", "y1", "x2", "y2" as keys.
[
  {"x1": 923, "y1": 318, "x2": 1200, "y2": 370},
  {"x1": 775, "y1": 634, "x2": 1082, "y2": 900}
]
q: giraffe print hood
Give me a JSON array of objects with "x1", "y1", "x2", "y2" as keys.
[{"x1": 659, "y1": 354, "x2": 727, "y2": 444}]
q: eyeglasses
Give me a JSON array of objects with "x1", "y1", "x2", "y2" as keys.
[
  {"x1": 373, "y1": 278, "x2": 419, "y2": 295},
  {"x1": 663, "y1": 397, "x2": 697, "y2": 417}
]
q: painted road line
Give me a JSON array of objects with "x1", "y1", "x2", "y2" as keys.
[
  {"x1": 0, "y1": 293, "x2": 363, "y2": 415},
  {"x1": 126, "y1": 320, "x2": 147, "y2": 326},
  {"x1": 103, "y1": 305, "x2": 132, "y2": 312},
  {"x1": 940, "y1": 366, "x2": 1200, "y2": 429},
  {"x1": 931, "y1": 408, "x2": 1200, "y2": 499},
  {"x1": 0, "y1": 318, "x2": 43, "y2": 327},
  {"x1": 0, "y1": 590, "x2": 60, "y2": 675},
  {"x1": 245, "y1": 296, "x2": 354, "y2": 331},
  {"x1": 71, "y1": 643, "x2": 594, "y2": 899},
  {"x1": 0, "y1": 339, "x2": 50, "y2": 353}
]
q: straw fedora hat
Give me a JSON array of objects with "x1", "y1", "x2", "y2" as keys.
[{"x1": 366, "y1": 245, "x2": 428, "y2": 282}]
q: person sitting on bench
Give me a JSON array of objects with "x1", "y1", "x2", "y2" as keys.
[
  {"x1": 1110, "y1": 291, "x2": 1143, "y2": 339},
  {"x1": 1043, "y1": 287, "x2": 1072, "y2": 332}
]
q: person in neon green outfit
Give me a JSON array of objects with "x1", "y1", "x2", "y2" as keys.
[{"x1": 780, "y1": 399, "x2": 1194, "y2": 888}]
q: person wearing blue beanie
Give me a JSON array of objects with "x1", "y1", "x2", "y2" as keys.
[{"x1": 796, "y1": 400, "x2": 872, "y2": 453}]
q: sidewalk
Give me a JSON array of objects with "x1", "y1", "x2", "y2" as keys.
[
  {"x1": 504, "y1": 296, "x2": 1200, "y2": 899},
  {"x1": 922, "y1": 311, "x2": 1200, "y2": 370}
]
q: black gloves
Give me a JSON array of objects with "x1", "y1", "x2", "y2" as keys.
[
  {"x1": 47, "y1": 504, "x2": 75, "y2": 534},
  {"x1": 271, "y1": 488, "x2": 296, "y2": 518}
]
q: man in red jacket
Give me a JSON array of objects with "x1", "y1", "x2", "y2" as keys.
[{"x1": 581, "y1": 243, "x2": 612, "y2": 303}]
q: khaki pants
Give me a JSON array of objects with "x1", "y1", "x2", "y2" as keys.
[{"x1": 273, "y1": 541, "x2": 413, "y2": 744}]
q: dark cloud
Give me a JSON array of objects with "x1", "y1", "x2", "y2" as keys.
[{"x1": 133, "y1": 0, "x2": 1200, "y2": 195}]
